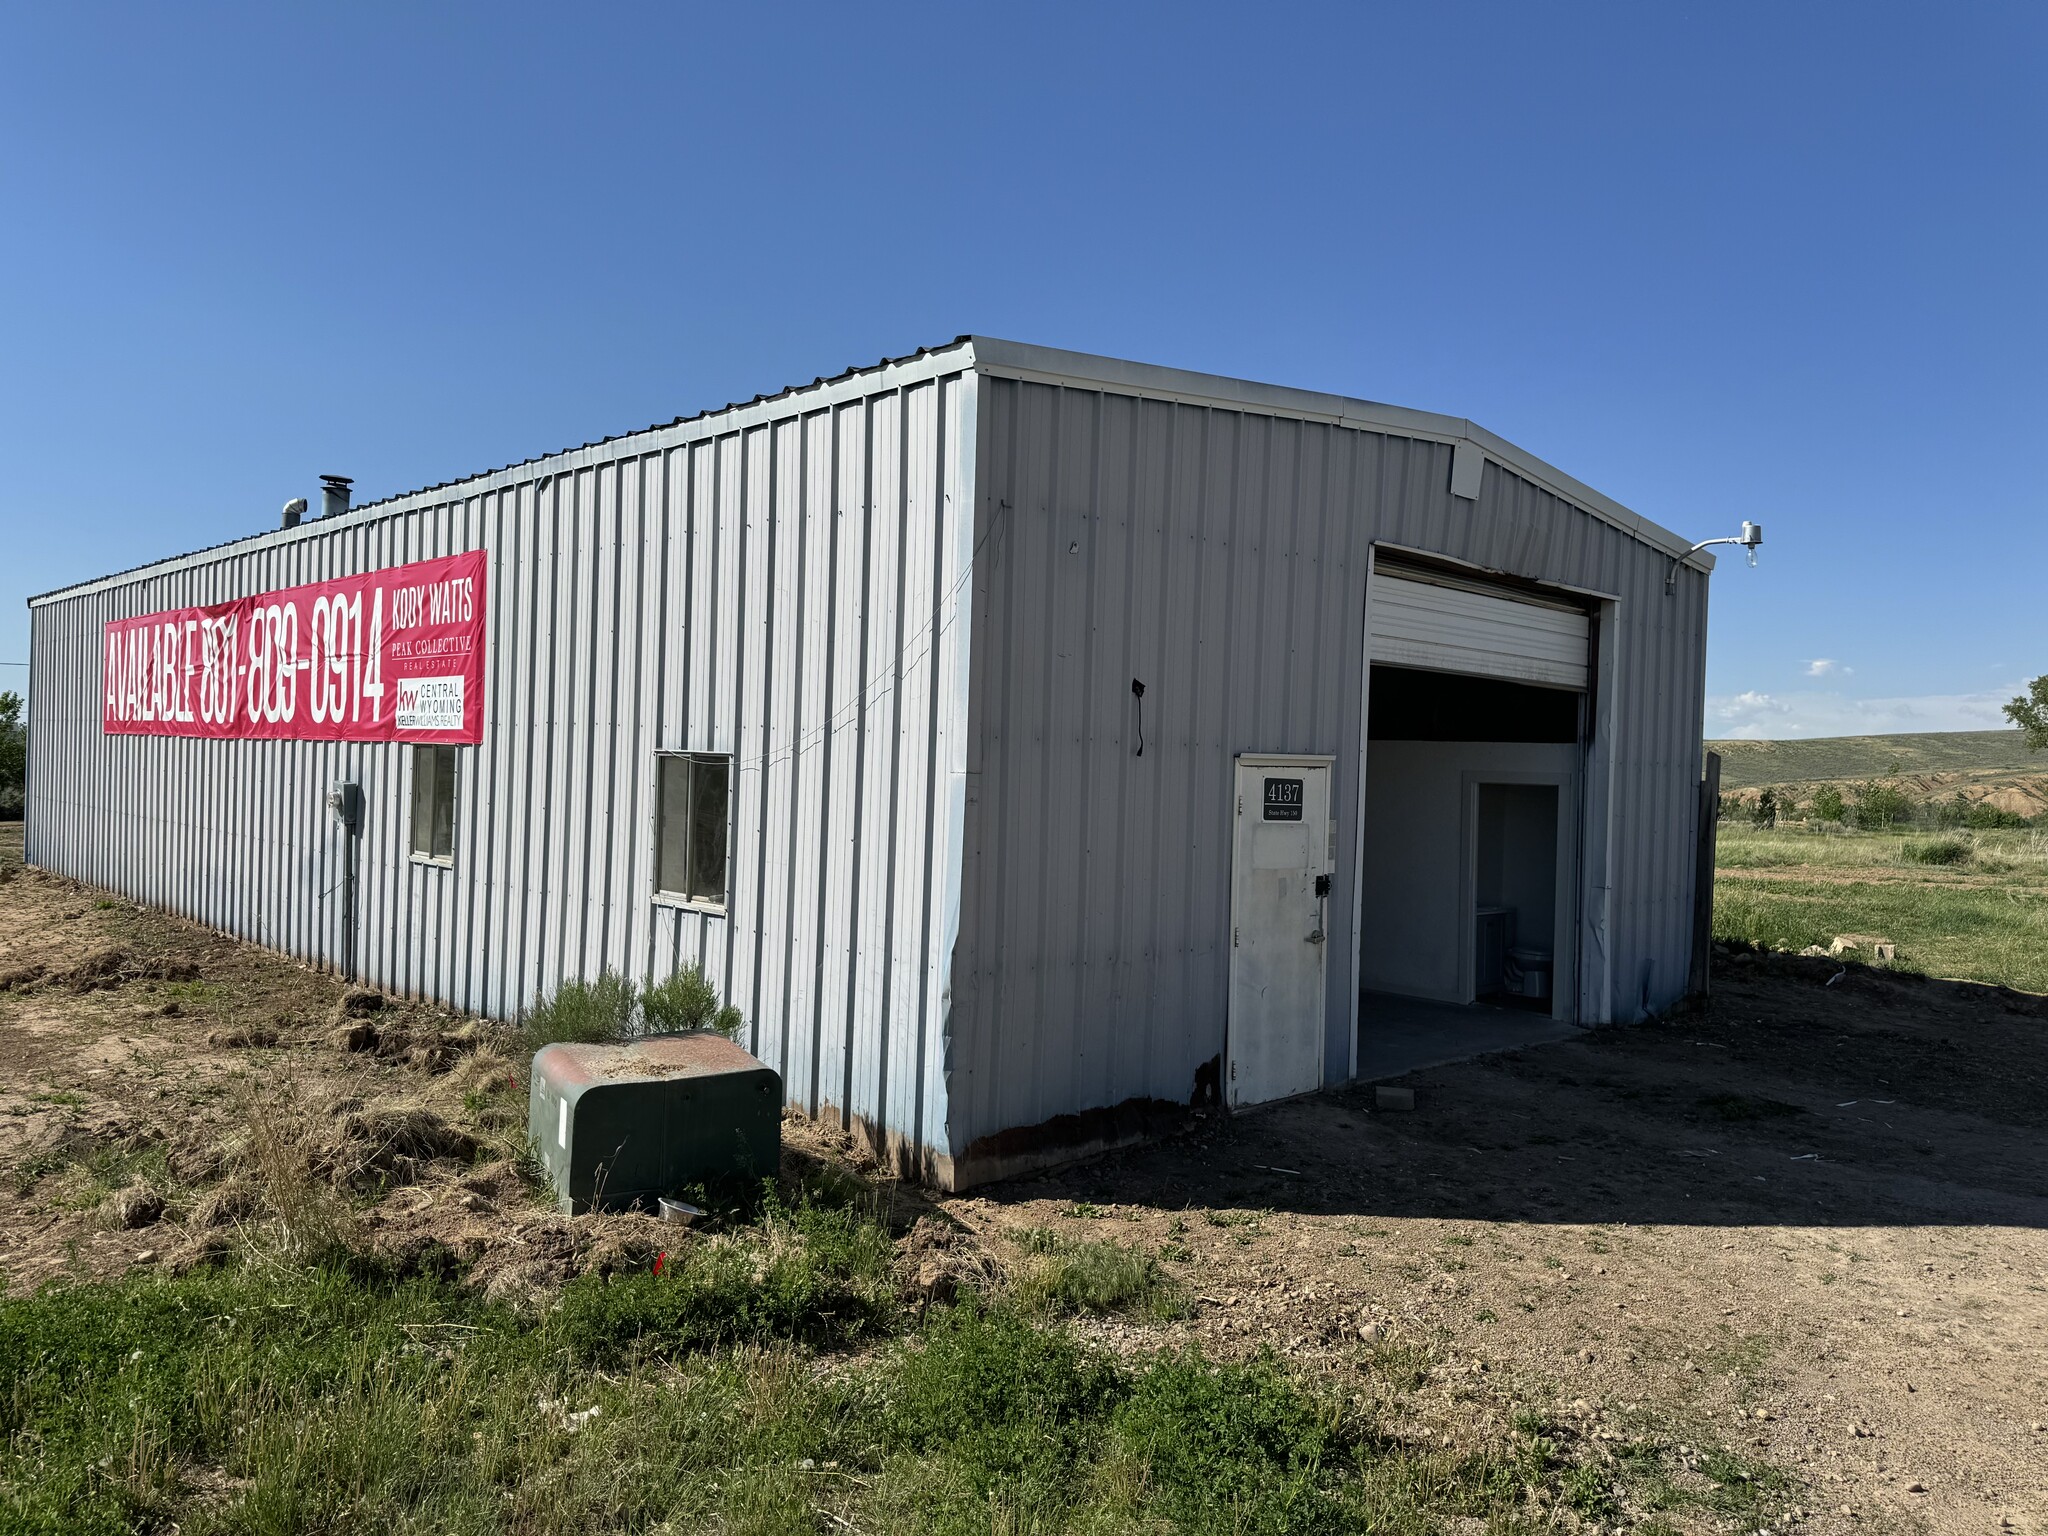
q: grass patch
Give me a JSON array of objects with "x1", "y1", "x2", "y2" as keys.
[
  {"x1": 1358, "y1": 1337, "x2": 1432, "y2": 1392},
  {"x1": 555, "y1": 1197, "x2": 897, "y2": 1362},
  {"x1": 1007, "y1": 1228, "x2": 1185, "y2": 1319},
  {"x1": 158, "y1": 979, "x2": 227, "y2": 1010},
  {"x1": 72, "y1": 1142, "x2": 171, "y2": 1208},
  {"x1": 1905, "y1": 836, "x2": 1972, "y2": 866},
  {"x1": 1701, "y1": 1327, "x2": 1776, "y2": 1384},
  {"x1": 1201, "y1": 1207, "x2": 1267, "y2": 1244},
  {"x1": 0, "y1": 1248, "x2": 1764, "y2": 1536},
  {"x1": 1695, "y1": 1445, "x2": 1794, "y2": 1518},
  {"x1": 1714, "y1": 827, "x2": 2048, "y2": 991},
  {"x1": 11, "y1": 1148, "x2": 66, "y2": 1196}
]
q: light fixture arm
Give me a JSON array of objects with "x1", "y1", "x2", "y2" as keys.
[{"x1": 1666, "y1": 521, "x2": 1762, "y2": 594}]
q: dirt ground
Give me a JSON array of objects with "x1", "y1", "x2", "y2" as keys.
[
  {"x1": 3, "y1": 821, "x2": 2045, "y2": 1536},
  {"x1": 942, "y1": 956, "x2": 2048, "y2": 1536},
  {"x1": 0, "y1": 822, "x2": 692, "y2": 1307}
]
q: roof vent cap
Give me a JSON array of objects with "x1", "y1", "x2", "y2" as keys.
[{"x1": 319, "y1": 475, "x2": 353, "y2": 520}]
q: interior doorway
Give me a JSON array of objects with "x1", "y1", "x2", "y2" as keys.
[{"x1": 1473, "y1": 782, "x2": 1560, "y2": 1013}]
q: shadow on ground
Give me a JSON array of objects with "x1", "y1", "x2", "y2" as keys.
[{"x1": 979, "y1": 954, "x2": 2048, "y2": 1229}]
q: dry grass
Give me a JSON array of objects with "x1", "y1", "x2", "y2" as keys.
[{"x1": 238, "y1": 1085, "x2": 360, "y2": 1261}]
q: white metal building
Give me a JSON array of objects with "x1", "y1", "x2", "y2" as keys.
[{"x1": 25, "y1": 339, "x2": 1715, "y2": 1187}]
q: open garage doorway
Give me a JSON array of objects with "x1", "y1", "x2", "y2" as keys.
[{"x1": 1355, "y1": 591, "x2": 1591, "y2": 1080}]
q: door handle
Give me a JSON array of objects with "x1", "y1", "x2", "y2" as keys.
[{"x1": 1306, "y1": 929, "x2": 1325, "y2": 945}]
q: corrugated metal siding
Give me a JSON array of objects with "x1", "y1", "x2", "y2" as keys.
[
  {"x1": 951, "y1": 375, "x2": 1708, "y2": 1154},
  {"x1": 26, "y1": 338, "x2": 1708, "y2": 1178},
  {"x1": 26, "y1": 357, "x2": 976, "y2": 1175}
]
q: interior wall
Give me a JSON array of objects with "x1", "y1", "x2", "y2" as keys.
[
  {"x1": 1359, "y1": 741, "x2": 1577, "y2": 1002},
  {"x1": 1476, "y1": 783, "x2": 1558, "y2": 958}
]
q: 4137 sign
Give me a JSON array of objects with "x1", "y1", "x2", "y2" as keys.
[{"x1": 1262, "y1": 777, "x2": 1304, "y2": 820}]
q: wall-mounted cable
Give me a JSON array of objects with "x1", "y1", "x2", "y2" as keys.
[{"x1": 1131, "y1": 678, "x2": 1146, "y2": 757}]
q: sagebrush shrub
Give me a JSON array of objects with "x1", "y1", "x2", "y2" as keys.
[
  {"x1": 641, "y1": 964, "x2": 742, "y2": 1037},
  {"x1": 520, "y1": 970, "x2": 639, "y2": 1048}
]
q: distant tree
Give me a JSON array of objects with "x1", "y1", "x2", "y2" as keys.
[
  {"x1": 1852, "y1": 781, "x2": 1913, "y2": 831},
  {"x1": 1810, "y1": 784, "x2": 1846, "y2": 824},
  {"x1": 1751, "y1": 788, "x2": 1778, "y2": 828},
  {"x1": 0, "y1": 691, "x2": 22, "y2": 819},
  {"x1": 2007, "y1": 675, "x2": 2048, "y2": 751}
]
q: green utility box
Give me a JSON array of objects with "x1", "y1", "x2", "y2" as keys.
[{"x1": 528, "y1": 1034, "x2": 781, "y2": 1214}]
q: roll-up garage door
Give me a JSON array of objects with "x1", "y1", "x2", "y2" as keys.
[{"x1": 1369, "y1": 571, "x2": 1589, "y2": 690}]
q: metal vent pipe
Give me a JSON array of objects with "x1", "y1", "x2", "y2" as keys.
[
  {"x1": 281, "y1": 497, "x2": 308, "y2": 529},
  {"x1": 319, "y1": 475, "x2": 353, "y2": 519}
]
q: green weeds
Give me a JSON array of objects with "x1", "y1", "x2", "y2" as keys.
[
  {"x1": 1700, "y1": 1327, "x2": 1776, "y2": 1385},
  {"x1": 556, "y1": 1198, "x2": 897, "y2": 1362},
  {"x1": 1905, "y1": 836, "x2": 1972, "y2": 866},
  {"x1": 0, "y1": 1238, "x2": 1798, "y2": 1536},
  {"x1": 159, "y1": 979, "x2": 226, "y2": 1009},
  {"x1": 0, "y1": 1107, "x2": 1802, "y2": 1536},
  {"x1": 11, "y1": 1148, "x2": 65, "y2": 1196},
  {"x1": 1007, "y1": 1228, "x2": 1185, "y2": 1319}
]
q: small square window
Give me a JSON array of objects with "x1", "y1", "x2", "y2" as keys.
[
  {"x1": 410, "y1": 744, "x2": 458, "y2": 863},
  {"x1": 656, "y1": 753, "x2": 729, "y2": 908}
]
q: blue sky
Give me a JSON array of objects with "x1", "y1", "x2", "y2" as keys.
[{"x1": 3, "y1": 2, "x2": 2042, "y2": 739}]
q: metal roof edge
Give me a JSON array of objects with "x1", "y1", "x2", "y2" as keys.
[
  {"x1": 964, "y1": 336, "x2": 1711, "y2": 568},
  {"x1": 30, "y1": 334, "x2": 1714, "y2": 608},
  {"x1": 29, "y1": 338, "x2": 978, "y2": 608}
]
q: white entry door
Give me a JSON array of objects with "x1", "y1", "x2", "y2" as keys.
[{"x1": 1227, "y1": 755, "x2": 1334, "y2": 1108}]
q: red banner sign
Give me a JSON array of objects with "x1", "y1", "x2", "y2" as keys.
[{"x1": 102, "y1": 550, "x2": 487, "y2": 743}]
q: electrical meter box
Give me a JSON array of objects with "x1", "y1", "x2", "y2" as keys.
[{"x1": 528, "y1": 1034, "x2": 781, "y2": 1214}]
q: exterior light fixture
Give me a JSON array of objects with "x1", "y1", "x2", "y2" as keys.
[{"x1": 1666, "y1": 521, "x2": 1761, "y2": 594}]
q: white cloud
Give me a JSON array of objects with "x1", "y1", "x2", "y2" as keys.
[
  {"x1": 1706, "y1": 684, "x2": 2025, "y2": 741},
  {"x1": 1804, "y1": 658, "x2": 1852, "y2": 678},
  {"x1": 1717, "y1": 690, "x2": 1791, "y2": 718}
]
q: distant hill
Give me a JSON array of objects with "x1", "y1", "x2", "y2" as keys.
[
  {"x1": 1708, "y1": 730, "x2": 2038, "y2": 789},
  {"x1": 1706, "y1": 730, "x2": 2048, "y2": 820}
]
